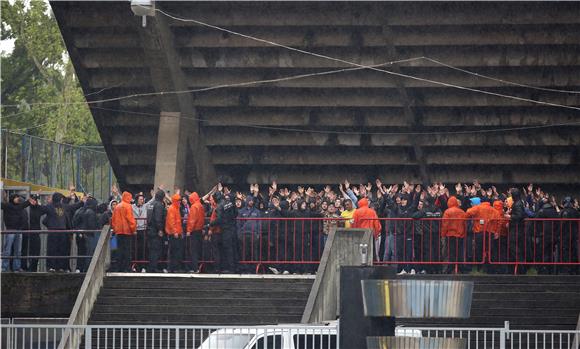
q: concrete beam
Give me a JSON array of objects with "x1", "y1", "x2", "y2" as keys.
[
  {"x1": 215, "y1": 164, "x2": 580, "y2": 186},
  {"x1": 176, "y1": 88, "x2": 580, "y2": 109},
  {"x1": 179, "y1": 68, "x2": 580, "y2": 90},
  {"x1": 161, "y1": 2, "x2": 580, "y2": 27},
  {"x1": 197, "y1": 107, "x2": 580, "y2": 128},
  {"x1": 378, "y1": 9, "x2": 428, "y2": 183},
  {"x1": 173, "y1": 25, "x2": 580, "y2": 48},
  {"x1": 211, "y1": 148, "x2": 412, "y2": 165},
  {"x1": 203, "y1": 128, "x2": 580, "y2": 147},
  {"x1": 176, "y1": 46, "x2": 580, "y2": 69},
  {"x1": 137, "y1": 10, "x2": 216, "y2": 192},
  {"x1": 60, "y1": 2, "x2": 580, "y2": 28},
  {"x1": 79, "y1": 46, "x2": 580, "y2": 69}
]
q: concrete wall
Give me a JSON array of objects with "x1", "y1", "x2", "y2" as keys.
[{"x1": 1, "y1": 273, "x2": 83, "y2": 318}]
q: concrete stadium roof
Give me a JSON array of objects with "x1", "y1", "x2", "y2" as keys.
[{"x1": 51, "y1": 1, "x2": 580, "y2": 192}]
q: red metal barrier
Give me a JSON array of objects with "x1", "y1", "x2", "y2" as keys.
[
  {"x1": 487, "y1": 218, "x2": 580, "y2": 267},
  {"x1": 373, "y1": 218, "x2": 486, "y2": 272},
  {"x1": 124, "y1": 217, "x2": 580, "y2": 273}
]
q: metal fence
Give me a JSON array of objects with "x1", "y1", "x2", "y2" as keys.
[
  {"x1": 1, "y1": 129, "x2": 114, "y2": 201},
  {"x1": 0, "y1": 324, "x2": 338, "y2": 349},
  {"x1": 123, "y1": 217, "x2": 579, "y2": 274},
  {"x1": 1, "y1": 323, "x2": 579, "y2": 349}
]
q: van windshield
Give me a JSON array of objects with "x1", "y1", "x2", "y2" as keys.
[{"x1": 198, "y1": 334, "x2": 254, "y2": 349}]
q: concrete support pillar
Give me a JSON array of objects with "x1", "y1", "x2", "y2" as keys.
[{"x1": 154, "y1": 112, "x2": 187, "y2": 191}]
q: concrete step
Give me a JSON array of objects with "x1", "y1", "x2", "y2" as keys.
[
  {"x1": 95, "y1": 296, "x2": 307, "y2": 307},
  {"x1": 89, "y1": 313, "x2": 302, "y2": 325},
  {"x1": 91, "y1": 304, "x2": 305, "y2": 315},
  {"x1": 99, "y1": 288, "x2": 309, "y2": 299}
]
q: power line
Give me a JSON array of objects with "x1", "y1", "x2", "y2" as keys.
[
  {"x1": 424, "y1": 57, "x2": 580, "y2": 94},
  {"x1": 1, "y1": 8, "x2": 579, "y2": 113},
  {"x1": 0, "y1": 57, "x2": 423, "y2": 109},
  {"x1": 90, "y1": 105, "x2": 580, "y2": 136},
  {"x1": 1, "y1": 121, "x2": 50, "y2": 132}
]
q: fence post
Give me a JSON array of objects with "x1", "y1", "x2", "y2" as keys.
[
  {"x1": 85, "y1": 327, "x2": 92, "y2": 349},
  {"x1": 76, "y1": 148, "x2": 82, "y2": 192},
  {"x1": 175, "y1": 328, "x2": 180, "y2": 349},
  {"x1": 499, "y1": 320, "x2": 509, "y2": 349}
]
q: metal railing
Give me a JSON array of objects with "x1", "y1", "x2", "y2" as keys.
[
  {"x1": 0, "y1": 229, "x2": 102, "y2": 272},
  {"x1": 58, "y1": 225, "x2": 111, "y2": 349},
  {"x1": 0, "y1": 324, "x2": 337, "y2": 349},
  {"x1": 1, "y1": 322, "x2": 579, "y2": 349},
  {"x1": 121, "y1": 218, "x2": 579, "y2": 273}
]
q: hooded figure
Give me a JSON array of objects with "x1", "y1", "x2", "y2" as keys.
[
  {"x1": 352, "y1": 198, "x2": 382, "y2": 238},
  {"x1": 237, "y1": 196, "x2": 261, "y2": 237},
  {"x1": 110, "y1": 191, "x2": 137, "y2": 272},
  {"x1": 186, "y1": 193, "x2": 205, "y2": 233},
  {"x1": 165, "y1": 194, "x2": 183, "y2": 236},
  {"x1": 146, "y1": 189, "x2": 167, "y2": 273},
  {"x1": 441, "y1": 197, "x2": 467, "y2": 238},
  {"x1": 441, "y1": 196, "x2": 467, "y2": 272},
  {"x1": 165, "y1": 193, "x2": 185, "y2": 272},
  {"x1": 185, "y1": 192, "x2": 205, "y2": 272},
  {"x1": 560, "y1": 196, "x2": 580, "y2": 270},
  {"x1": 466, "y1": 200, "x2": 500, "y2": 234},
  {"x1": 75, "y1": 197, "x2": 100, "y2": 272},
  {"x1": 111, "y1": 192, "x2": 137, "y2": 235},
  {"x1": 31, "y1": 191, "x2": 83, "y2": 271}
]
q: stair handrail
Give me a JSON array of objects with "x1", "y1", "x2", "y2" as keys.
[
  {"x1": 572, "y1": 313, "x2": 580, "y2": 349},
  {"x1": 58, "y1": 226, "x2": 111, "y2": 349},
  {"x1": 301, "y1": 228, "x2": 374, "y2": 324}
]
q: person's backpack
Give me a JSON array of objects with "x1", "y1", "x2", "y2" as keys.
[{"x1": 72, "y1": 206, "x2": 86, "y2": 229}]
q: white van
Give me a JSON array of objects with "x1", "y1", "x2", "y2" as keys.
[{"x1": 197, "y1": 323, "x2": 420, "y2": 349}]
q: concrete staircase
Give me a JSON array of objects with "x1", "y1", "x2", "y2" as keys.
[{"x1": 89, "y1": 275, "x2": 313, "y2": 326}]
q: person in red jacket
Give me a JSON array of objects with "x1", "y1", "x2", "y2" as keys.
[
  {"x1": 186, "y1": 192, "x2": 205, "y2": 273},
  {"x1": 465, "y1": 198, "x2": 501, "y2": 270},
  {"x1": 111, "y1": 191, "x2": 137, "y2": 272},
  {"x1": 441, "y1": 196, "x2": 467, "y2": 273},
  {"x1": 352, "y1": 198, "x2": 382, "y2": 260},
  {"x1": 166, "y1": 193, "x2": 184, "y2": 272}
]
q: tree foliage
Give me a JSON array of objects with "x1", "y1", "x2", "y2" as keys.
[{"x1": 1, "y1": 0, "x2": 101, "y2": 145}]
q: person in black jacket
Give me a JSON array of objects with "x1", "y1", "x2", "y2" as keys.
[
  {"x1": 30, "y1": 192, "x2": 83, "y2": 272},
  {"x1": 1, "y1": 194, "x2": 31, "y2": 272},
  {"x1": 533, "y1": 199, "x2": 559, "y2": 274},
  {"x1": 209, "y1": 192, "x2": 238, "y2": 273},
  {"x1": 508, "y1": 189, "x2": 529, "y2": 274},
  {"x1": 559, "y1": 197, "x2": 579, "y2": 274},
  {"x1": 27, "y1": 194, "x2": 45, "y2": 271},
  {"x1": 147, "y1": 190, "x2": 166, "y2": 273},
  {"x1": 77, "y1": 197, "x2": 100, "y2": 272}
]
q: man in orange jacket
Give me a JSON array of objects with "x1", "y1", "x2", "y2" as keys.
[
  {"x1": 186, "y1": 192, "x2": 205, "y2": 272},
  {"x1": 352, "y1": 198, "x2": 382, "y2": 260},
  {"x1": 166, "y1": 193, "x2": 184, "y2": 272},
  {"x1": 465, "y1": 198, "x2": 500, "y2": 271},
  {"x1": 441, "y1": 196, "x2": 467, "y2": 273},
  {"x1": 111, "y1": 191, "x2": 137, "y2": 272}
]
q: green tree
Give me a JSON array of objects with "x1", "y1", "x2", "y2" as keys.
[{"x1": 1, "y1": 0, "x2": 101, "y2": 145}]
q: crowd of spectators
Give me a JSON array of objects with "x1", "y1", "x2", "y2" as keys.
[{"x1": 1, "y1": 180, "x2": 579, "y2": 275}]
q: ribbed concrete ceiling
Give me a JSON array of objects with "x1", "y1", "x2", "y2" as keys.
[{"x1": 51, "y1": 1, "x2": 580, "y2": 192}]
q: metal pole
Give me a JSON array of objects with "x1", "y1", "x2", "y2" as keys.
[
  {"x1": 85, "y1": 326, "x2": 92, "y2": 349},
  {"x1": 76, "y1": 148, "x2": 81, "y2": 191}
]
